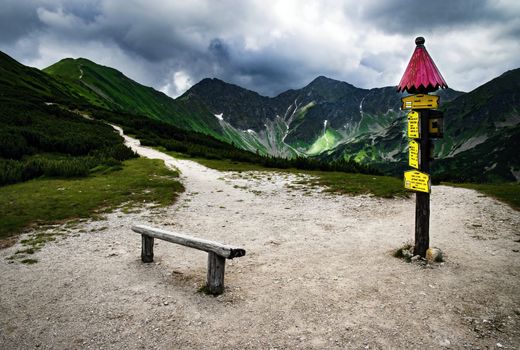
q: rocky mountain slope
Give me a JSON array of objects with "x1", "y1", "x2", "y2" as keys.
[
  {"x1": 182, "y1": 71, "x2": 519, "y2": 182},
  {"x1": 181, "y1": 76, "x2": 463, "y2": 156},
  {"x1": 41, "y1": 53, "x2": 520, "y2": 182},
  {"x1": 434, "y1": 69, "x2": 520, "y2": 181}
]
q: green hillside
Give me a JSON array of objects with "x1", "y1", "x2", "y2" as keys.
[
  {"x1": 2, "y1": 51, "x2": 377, "y2": 183},
  {"x1": 0, "y1": 51, "x2": 83, "y2": 105},
  {"x1": 0, "y1": 52, "x2": 137, "y2": 186},
  {"x1": 44, "y1": 58, "x2": 223, "y2": 138},
  {"x1": 183, "y1": 70, "x2": 518, "y2": 182},
  {"x1": 0, "y1": 52, "x2": 190, "y2": 238},
  {"x1": 429, "y1": 69, "x2": 520, "y2": 182},
  {"x1": 6, "y1": 50, "x2": 519, "y2": 183}
]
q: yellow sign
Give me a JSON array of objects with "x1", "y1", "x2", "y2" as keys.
[
  {"x1": 404, "y1": 170, "x2": 430, "y2": 193},
  {"x1": 401, "y1": 94, "x2": 439, "y2": 110},
  {"x1": 407, "y1": 111, "x2": 420, "y2": 138},
  {"x1": 408, "y1": 140, "x2": 420, "y2": 169}
]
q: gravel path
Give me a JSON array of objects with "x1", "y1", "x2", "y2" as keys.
[{"x1": 1, "y1": 129, "x2": 519, "y2": 349}]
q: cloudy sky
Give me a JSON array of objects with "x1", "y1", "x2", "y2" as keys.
[{"x1": 1, "y1": 0, "x2": 519, "y2": 97}]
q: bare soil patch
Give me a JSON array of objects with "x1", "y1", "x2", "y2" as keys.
[{"x1": 1, "y1": 132, "x2": 519, "y2": 349}]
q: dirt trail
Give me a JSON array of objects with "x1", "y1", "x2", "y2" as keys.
[{"x1": 1, "y1": 130, "x2": 519, "y2": 349}]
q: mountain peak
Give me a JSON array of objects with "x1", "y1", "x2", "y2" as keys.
[
  {"x1": 306, "y1": 75, "x2": 358, "y2": 90},
  {"x1": 44, "y1": 57, "x2": 122, "y2": 76},
  {"x1": 51, "y1": 57, "x2": 96, "y2": 66},
  {"x1": 197, "y1": 77, "x2": 233, "y2": 88},
  {"x1": 310, "y1": 75, "x2": 339, "y2": 84},
  {"x1": 298, "y1": 75, "x2": 361, "y2": 103},
  {"x1": 187, "y1": 77, "x2": 266, "y2": 99}
]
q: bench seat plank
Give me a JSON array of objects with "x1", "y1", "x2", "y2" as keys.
[{"x1": 132, "y1": 224, "x2": 246, "y2": 259}]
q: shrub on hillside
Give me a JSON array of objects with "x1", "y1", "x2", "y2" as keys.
[{"x1": 0, "y1": 99, "x2": 138, "y2": 187}]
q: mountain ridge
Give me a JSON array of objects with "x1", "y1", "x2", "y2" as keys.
[
  {"x1": 43, "y1": 57, "x2": 225, "y2": 139},
  {"x1": 180, "y1": 68, "x2": 518, "y2": 181},
  {"x1": 180, "y1": 71, "x2": 465, "y2": 157},
  {"x1": 14, "y1": 50, "x2": 519, "y2": 182}
]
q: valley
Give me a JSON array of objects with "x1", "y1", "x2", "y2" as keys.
[
  {"x1": 1, "y1": 2, "x2": 519, "y2": 349},
  {"x1": 1, "y1": 130, "x2": 519, "y2": 348},
  {"x1": 2, "y1": 49, "x2": 512, "y2": 184},
  {"x1": 41, "y1": 55, "x2": 520, "y2": 182},
  {"x1": 181, "y1": 73, "x2": 519, "y2": 182},
  {"x1": 0, "y1": 48, "x2": 519, "y2": 349}
]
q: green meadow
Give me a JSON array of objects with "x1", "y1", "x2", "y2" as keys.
[{"x1": 0, "y1": 158, "x2": 183, "y2": 240}]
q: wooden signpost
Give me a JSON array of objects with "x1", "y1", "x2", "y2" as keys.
[{"x1": 397, "y1": 37, "x2": 447, "y2": 258}]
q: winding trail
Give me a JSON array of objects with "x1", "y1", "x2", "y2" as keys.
[{"x1": 1, "y1": 127, "x2": 519, "y2": 349}]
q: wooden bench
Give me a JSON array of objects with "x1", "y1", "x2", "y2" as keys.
[{"x1": 132, "y1": 224, "x2": 246, "y2": 295}]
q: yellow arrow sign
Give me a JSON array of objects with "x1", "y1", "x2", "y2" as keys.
[
  {"x1": 401, "y1": 94, "x2": 439, "y2": 110},
  {"x1": 409, "y1": 140, "x2": 420, "y2": 169},
  {"x1": 404, "y1": 170, "x2": 430, "y2": 193},
  {"x1": 407, "y1": 111, "x2": 420, "y2": 139}
]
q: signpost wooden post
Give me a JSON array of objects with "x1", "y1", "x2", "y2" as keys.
[
  {"x1": 415, "y1": 108, "x2": 431, "y2": 257},
  {"x1": 397, "y1": 37, "x2": 447, "y2": 258}
]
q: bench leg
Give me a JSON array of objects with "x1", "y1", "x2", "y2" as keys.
[
  {"x1": 207, "y1": 252, "x2": 226, "y2": 295},
  {"x1": 141, "y1": 235, "x2": 154, "y2": 263}
]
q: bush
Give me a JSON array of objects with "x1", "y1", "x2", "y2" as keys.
[
  {"x1": 0, "y1": 100, "x2": 138, "y2": 186},
  {"x1": 0, "y1": 129, "x2": 33, "y2": 159},
  {"x1": 0, "y1": 152, "x2": 137, "y2": 186}
]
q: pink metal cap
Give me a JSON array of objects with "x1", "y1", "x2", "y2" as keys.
[{"x1": 397, "y1": 37, "x2": 448, "y2": 93}]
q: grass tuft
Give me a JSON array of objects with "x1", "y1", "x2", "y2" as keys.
[
  {"x1": 20, "y1": 258, "x2": 38, "y2": 265},
  {"x1": 393, "y1": 242, "x2": 414, "y2": 262},
  {"x1": 0, "y1": 157, "x2": 183, "y2": 241},
  {"x1": 197, "y1": 284, "x2": 221, "y2": 296},
  {"x1": 15, "y1": 248, "x2": 35, "y2": 255},
  {"x1": 296, "y1": 172, "x2": 408, "y2": 198}
]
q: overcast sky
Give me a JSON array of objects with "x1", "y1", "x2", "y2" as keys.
[{"x1": 1, "y1": 0, "x2": 519, "y2": 97}]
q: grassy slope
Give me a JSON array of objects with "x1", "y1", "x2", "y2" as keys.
[
  {"x1": 306, "y1": 128, "x2": 342, "y2": 155},
  {"x1": 0, "y1": 52, "x2": 138, "y2": 186},
  {"x1": 0, "y1": 52, "x2": 186, "y2": 242},
  {"x1": 296, "y1": 172, "x2": 407, "y2": 198},
  {"x1": 44, "y1": 58, "x2": 224, "y2": 139},
  {"x1": 0, "y1": 51, "x2": 82, "y2": 104},
  {"x1": 0, "y1": 158, "x2": 183, "y2": 240}
]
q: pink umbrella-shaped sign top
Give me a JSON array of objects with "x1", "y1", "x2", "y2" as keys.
[{"x1": 397, "y1": 37, "x2": 448, "y2": 94}]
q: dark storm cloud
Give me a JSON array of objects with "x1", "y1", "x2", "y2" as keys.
[
  {"x1": 0, "y1": 0, "x2": 103, "y2": 41},
  {"x1": 360, "y1": 53, "x2": 399, "y2": 74},
  {"x1": 1, "y1": 0, "x2": 518, "y2": 97},
  {"x1": 58, "y1": 0, "x2": 103, "y2": 24},
  {"x1": 0, "y1": 2, "x2": 43, "y2": 44},
  {"x1": 0, "y1": 0, "x2": 322, "y2": 95},
  {"x1": 204, "y1": 38, "x2": 308, "y2": 95},
  {"x1": 357, "y1": 0, "x2": 509, "y2": 34},
  {"x1": 208, "y1": 39, "x2": 231, "y2": 63}
]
